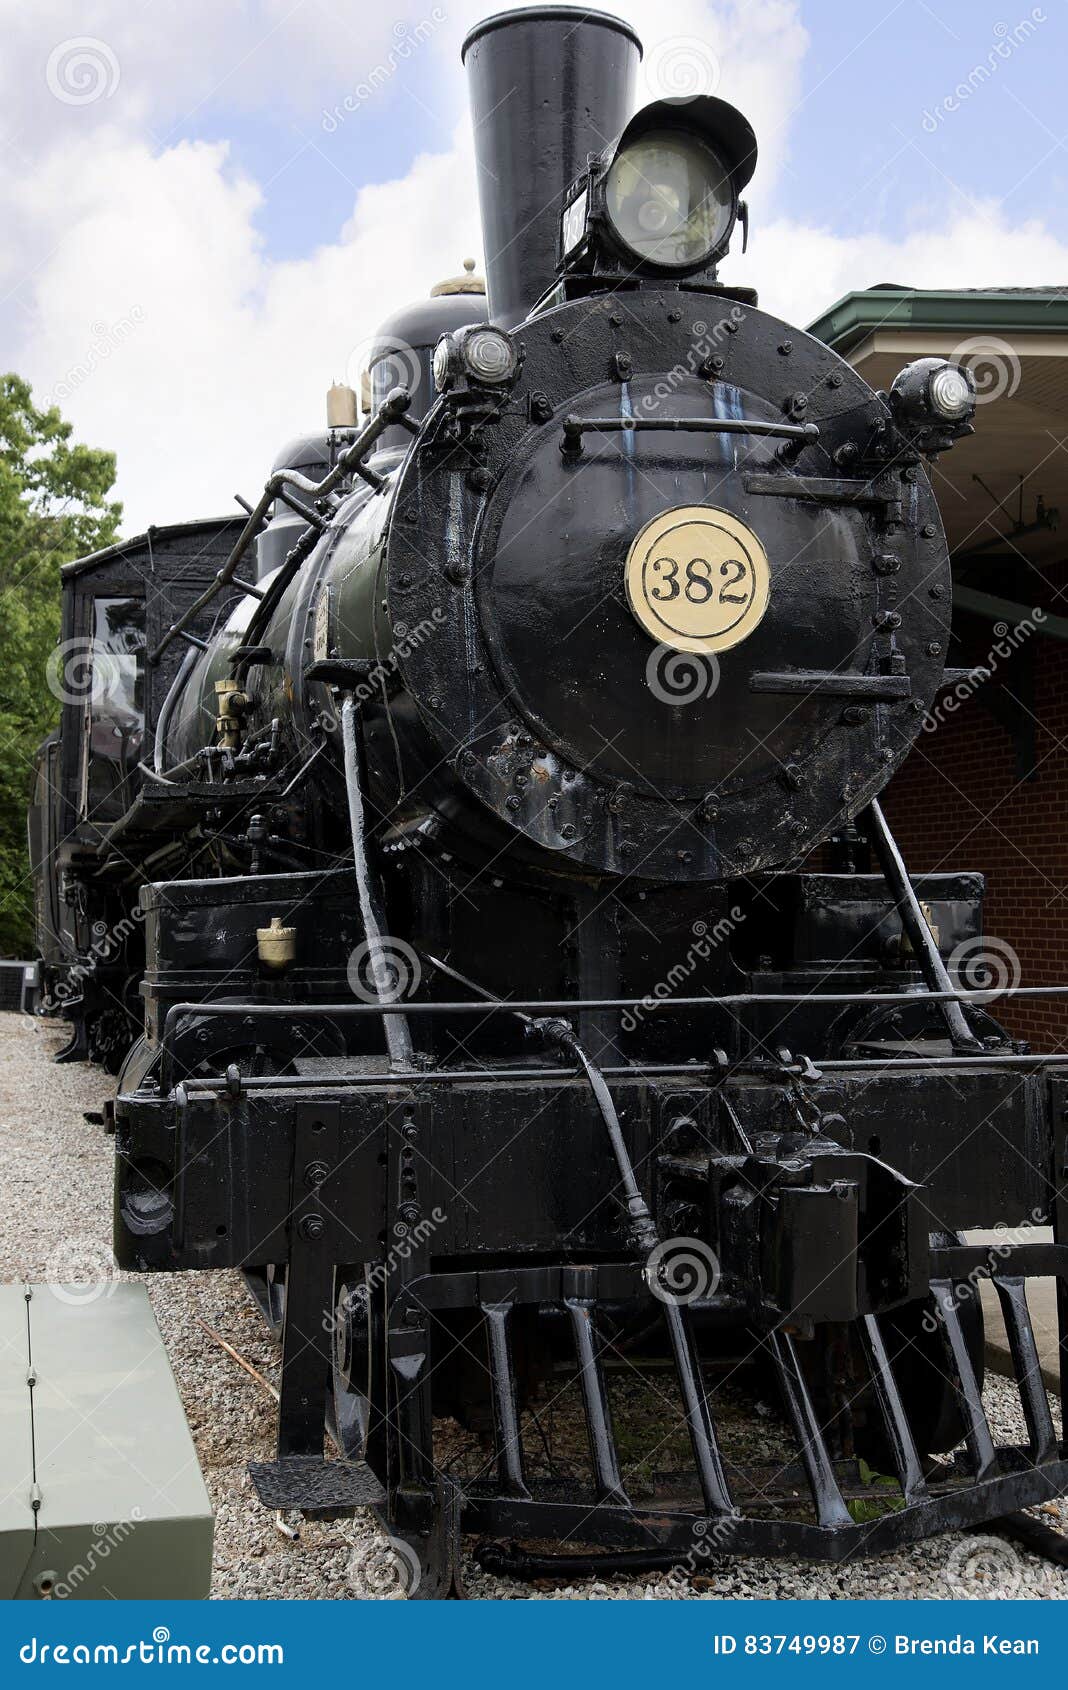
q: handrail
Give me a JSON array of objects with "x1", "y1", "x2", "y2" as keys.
[
  {"x1": 148, "y1": 387, "x2": 414, "y2": 665},
  {"x1": 561, "y1": 413, "x2": 819, "y2": 455}
]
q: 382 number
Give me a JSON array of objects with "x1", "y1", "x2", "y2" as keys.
[{"x1": 649, "y1": 556, "x2": 748, "y2": 605}]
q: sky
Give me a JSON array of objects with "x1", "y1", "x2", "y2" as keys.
[{"x1": 2, "y1": 0, "x2": 1067, "y2": 535}]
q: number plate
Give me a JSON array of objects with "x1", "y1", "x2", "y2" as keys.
[{"x1": 624, "y1": 505, "x2": 770, "y2": 654}]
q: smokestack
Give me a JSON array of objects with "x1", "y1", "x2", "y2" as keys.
[{"x1": 462, "y1": 7, "x2": 642, "y2": 327}]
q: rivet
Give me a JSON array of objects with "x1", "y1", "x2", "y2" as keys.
[
  {"x1": 930, "y1": 584, "x2": 945, "y2": 599},
  {"x1": 927, "y1": 641, "x2": 942, "y2": 657},
  {"x1": 667, "y1": 308, "x2": 681, "y2": 323},
  {"x1": 922, "y1": 522, "x2": 937, "y2": 538},
  {"x1": 778, "y1": 341, "x2": 793, "y2": 355}
]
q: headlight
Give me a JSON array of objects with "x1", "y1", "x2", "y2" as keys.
[
  {"x1": 605, "y1": 130, "x2": 733, "y2": 267},
  {"x1": 462, "y1": 327, "x2": 516, "y2": 383},
  {"x1": 434, "y1": 326, "x2": 517, "y2": 391},
  {"x1": 432, "y1": 336, "x2": 453, "y2": 392},
  {"x1": 929, "y1": 364, "x2": 973, "y2": 420}
]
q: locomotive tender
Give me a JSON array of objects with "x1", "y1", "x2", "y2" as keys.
[{"x1": 32, "y1": 6, "x2": 1068, "y2": 1595}]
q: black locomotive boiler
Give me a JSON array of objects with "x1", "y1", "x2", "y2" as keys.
[{"x1": 34, "y1": 6, "x2": 1068, "y2": 1594}]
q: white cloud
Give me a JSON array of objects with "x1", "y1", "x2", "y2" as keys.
[
  {"x1": 731, "y1": 202, "x2": 1068, "y2": 330},
  {"x1": 2, "y1": 0, "x2": 1066, "y2": 533}
]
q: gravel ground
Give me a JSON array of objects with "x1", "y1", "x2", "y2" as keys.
[{"x1": 2, "y1": 1009, "x2": 1066, "y2": 1602}]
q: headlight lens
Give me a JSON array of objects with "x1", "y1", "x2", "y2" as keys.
[
  {"x1": 929, "y1": 364, "x2": 973, "y2": 420},
  {"x1": 432, "y1": 336, "x2": 453, "y2": 392},
  {"x1": 462, "y1": 326, "x2": 516, "y2": 383},
  {"x1": 605, "y1": 131, "x2": 733, "y2": 266}
]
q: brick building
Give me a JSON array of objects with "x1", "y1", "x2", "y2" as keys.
[{"x1": 810, "y1": 287, "x2": 1068, "y2": 1049}]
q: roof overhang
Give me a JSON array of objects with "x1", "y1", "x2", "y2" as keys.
[{"x1": 809, "y1": 288, "x2": 1068, "y2": 574}]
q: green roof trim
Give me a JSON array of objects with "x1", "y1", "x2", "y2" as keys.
[{"x1": 808, "y1": 287, "x2": 1068, "y2": 355}]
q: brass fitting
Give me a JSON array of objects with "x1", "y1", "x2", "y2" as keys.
[
  {"x1": 256, "y1": 915, "x2": 296, "y2": 971},
  {"x1": 214, "y1": 677, "x2": 249, "y2": 751}
]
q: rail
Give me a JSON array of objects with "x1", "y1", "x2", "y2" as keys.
[
  {"x1": 148, "y1": 387, "x2": 416, "y2": 665},
  {"x1": 561, "y1": 412, "x2": 819, "y2": 456}
]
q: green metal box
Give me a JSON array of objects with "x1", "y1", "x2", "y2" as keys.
[{"x1": 0, "y1": 1282, "x2": 213, "y2": 1599}]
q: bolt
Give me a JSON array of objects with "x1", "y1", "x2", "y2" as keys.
[
  {"x1": 303, "y1": 1160, "x2": 329, "y2": 1189},
  {"x1": 828, "y1": 371, "x2": 843, "y2": 388},
  {"x1": 779, "y1": 763, "x2": 804, "y2": 790},
  {"x1": 551, "y1": 328, "x2": 564, "y2": 343},
  {"x1": 667, "y1": 308, "x2": 682, "y2": 323},
  {"x1": 927, "y1": 641, "x2": 943, "y2": 657},
  {"x1": 778, "y1": 341, "x2": 793, "y2": 356},
  {"x1": 506, "y1": 795, "x2": 521, "y2": 811},
  {"x1": 300, "y1": 1214, "x2": 325, "y2": 1241},
  {"x1": 467, "y1": 467, "x2": 492, "y2": 492},
  {"x1": 922, "y1": 522, "x2": 938, "y2": 538},
  {"x1": 873, "y1": 610, "x2": 901, "y2": 629},
  {"x1": 610, "y1": 312, "x2": 623, "y2": 327},
  {"x1": 930, "y1": 584, "x2": 945, "y2": 599},
  {"x1": 613, "y1": 351, "x2": 632, "y2": 379},
  {"x1": 561, "y1": 822, "x2": 577, "y2": 839},
  {"x1": 399, "y1": 1202, "x2": 421, "y2": 1224},
  {"x1": 873, "y1": 553, "x2": 899, "y2": 575}
]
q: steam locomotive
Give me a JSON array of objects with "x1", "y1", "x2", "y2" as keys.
[{"x1": 30, "y1": 6, "x2": 1068, "y2": 1596}]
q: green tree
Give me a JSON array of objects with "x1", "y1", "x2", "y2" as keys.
[{"x1": 0, "y1": 375, "x2": 121, "y2": 955}]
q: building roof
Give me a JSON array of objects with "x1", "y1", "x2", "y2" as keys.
[
  {"x1": 808, "y1": 285, "x2": 1068, "y2": 357},
  {"x1": 807, "y1": 285, "x2": 1068, "y2": 574},
  {"x1": 60, "y1": 515, "x2": 244, "y2": 580}
]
